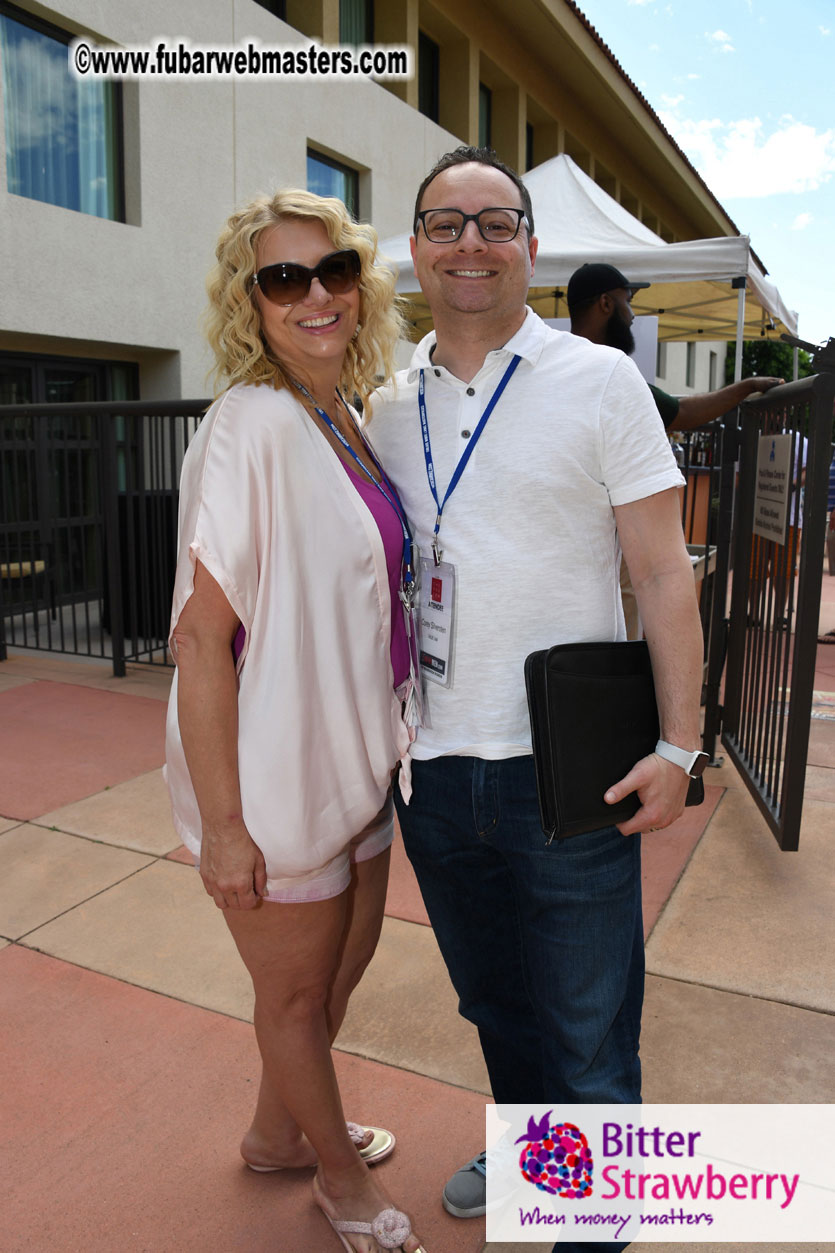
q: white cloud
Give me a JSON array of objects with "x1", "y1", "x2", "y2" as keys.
[
  {"x1": 687, "y1": 73, "x2": 700, "y2": 80},
  {"x1": 658, "y1": 112, "x2": 835, "y2": 198},
  {"x1": 661, "y1": 93, "x2": 684, "y2": 107},
  {"x1": 627, "y1": 0, "x2": 653, "y2": 5},
  {"x1": 820, "y1": 26, "x2": 831, "y2": 36},
  {"x1": 706, "y1": 28, "x2": 734, "y2": 53},
  {"x1": 648, "y1": 42, "x2": 660, "y2": 52},
  {"x1": 791, "y1": 212, "x2": 813, "y2": 230}
]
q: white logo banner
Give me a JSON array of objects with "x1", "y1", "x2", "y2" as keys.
[{"x1": 486, "y1": 1104, "x2": 835, "y2": 1242}]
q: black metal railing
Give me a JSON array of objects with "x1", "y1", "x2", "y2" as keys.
[
  {"x1": 1, "y1": 399, "x2": 209, "y2": 675},
  {"x1": 706, "y1": 373, "x2": 835, "y2": 849},
  {"x1": 677, "y1": 423, "x2": 723, "y2": 668}
]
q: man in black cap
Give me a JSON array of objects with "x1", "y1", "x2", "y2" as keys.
[
  {"x1": 567, "y1": 262, "x2": 782, "y2": 430},
  {"x1": 569, "y1": 262, "x2": 785, "y2": 637}
]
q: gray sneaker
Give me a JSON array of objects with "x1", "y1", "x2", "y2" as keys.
[{"x1": 442, "y1": 1151, "x2": 487, "y2": 1218}]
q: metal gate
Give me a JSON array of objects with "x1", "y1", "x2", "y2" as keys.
[
  {"x1": 702, "y1": 367, "x2": 835, "y2": 850},
  {"x1": 0, "y1": 399, "x2": 207, "y2": 675}
]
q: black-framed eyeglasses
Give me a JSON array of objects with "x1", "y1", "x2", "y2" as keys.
[
  {"x1": 251, "y1": 249, "x2": 361, "y2": 306},
  {"x1": 415, "y1": 208, "x2": 528, "y2": 243}
]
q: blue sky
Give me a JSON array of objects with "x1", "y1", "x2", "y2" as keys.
[{"x1": 580, "y1": 0, "x2": 834, "y2": 345}]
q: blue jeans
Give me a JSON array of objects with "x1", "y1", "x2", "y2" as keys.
[{"x1": 395, "y1": 755, "x2": 642, "y2": 1253}]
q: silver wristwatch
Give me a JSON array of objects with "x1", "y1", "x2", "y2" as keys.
[{"x1": 654, "y1": 739, "x2": 710, "y2": 778}]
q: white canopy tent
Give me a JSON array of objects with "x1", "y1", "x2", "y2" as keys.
[{"x1": 379, "y1": 154, "x2": 797, "y2": 376}]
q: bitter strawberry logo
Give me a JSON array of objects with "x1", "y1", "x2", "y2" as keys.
[{"x1": 516, "y1": 1112, "x2": 594, "y2": 1198}]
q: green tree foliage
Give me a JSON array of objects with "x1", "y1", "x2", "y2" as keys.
[{"x1": 724, "y1": 340, "x2": 814, "y2": 385}]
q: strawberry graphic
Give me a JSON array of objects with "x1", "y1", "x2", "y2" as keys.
[{"x1": 515, "y1": 1113, "x2": 593, "y2": 1198}]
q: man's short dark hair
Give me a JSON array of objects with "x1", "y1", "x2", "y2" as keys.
[{"x1": 412, "y1": 145, "x2": 535, "y2": 237}]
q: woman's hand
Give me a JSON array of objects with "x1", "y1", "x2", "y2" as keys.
[{"x1": 200, "y1": 820, "x2": 268, "y2": 910}]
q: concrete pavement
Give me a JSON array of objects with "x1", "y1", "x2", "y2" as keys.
[{"x1": 2, "y1": 578, "x2": 834, "y2": 1252}]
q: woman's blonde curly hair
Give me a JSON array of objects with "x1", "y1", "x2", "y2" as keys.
[{"x1": 205, "y1": 189, "x2": 405, "y2": 409}]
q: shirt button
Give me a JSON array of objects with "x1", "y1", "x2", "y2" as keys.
[
  {"x1": 434, "y1": 369, "x2": 441, "y2": 377},
  {"x1": 466, "y1": 387, "x2": 475, "y2": 396},
  {"x1": 461, "y1": 429, "x2": 471, "y2": 438}
]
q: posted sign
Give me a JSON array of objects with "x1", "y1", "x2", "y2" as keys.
[{"x1": 752, "y1": 434, "x2": 792, "y2": 544}]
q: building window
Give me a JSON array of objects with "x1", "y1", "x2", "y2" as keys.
[
  {"x1": 418, "y1": 31, "x2": 439, "y2": 123},
  {"x1": 252, "y1": 1, "x2": 286, "y2": 17},
  {"x1": 0, "y1": 3, "x2": 124, "y2": 221},
  {"x1": 686, "y1": 342, "x2": 696, "y2": 388},
  {"x1": 479, "y1": 83, "x2": 492, "y2": 149},
  {"x1": 307, "y1": 149, "x2": 359, "y2": 218},
  {"x1": 656, "y1": 340, "x2": 667, "y2": 379},
  {"x1": 0, "y1": 352, "x2": 138, "y2": 405},
  {"x1": 525, "y1": 122, "x2": 534, "y2": 172},
  {"x1": 709, "y1": 351, "x2": 718, "y2": 391},
  {"x1": 340, "y1": 0, "x2": 373, "y2": 44}
]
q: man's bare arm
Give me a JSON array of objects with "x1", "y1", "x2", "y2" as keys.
[
  {"x1": 606, "y1": 488, "x2": 703, "y2": 835},
  {"x1": 674, "y1": 376, "x2": 784, "y2": 432}
]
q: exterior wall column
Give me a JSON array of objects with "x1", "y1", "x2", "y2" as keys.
[
  {"x1": 285, "y1": 0, "x2": 339, "y2": 42},
  {"x1": 491, "y1": 81, "x2": 525, "y2": 173},
  {"x1": 376, "y1": 0, "x2": 419, "y2": 109},
  {"x1": 441, "y1": 36, "x2": 478, "y2": 145}
]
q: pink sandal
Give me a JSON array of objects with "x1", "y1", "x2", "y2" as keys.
[
  {"x1": 245, "y1": 1121, "x2": 395, "y2": 1172},
  {"x1": 323, "y1": 1205, "x2": 426, "y2": 1252}
]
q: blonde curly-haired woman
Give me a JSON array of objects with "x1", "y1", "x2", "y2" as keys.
[{"x1": 165, "y1": 190, "x2": 424, "y2": 1253}]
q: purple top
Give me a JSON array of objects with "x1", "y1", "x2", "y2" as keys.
[
  {"x1": 232, "y1": 458, "x2": 410, "y2": 687},
  {"x1": 342, "y1": 459, "x2": 410, "y2": 688}
]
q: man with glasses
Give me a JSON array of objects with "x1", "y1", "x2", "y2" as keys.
[{"x1": 371, "y1": 147, "x2": 704, "y2": 1251}]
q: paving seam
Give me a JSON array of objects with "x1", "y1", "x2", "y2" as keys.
[
  {"x1": 330, "y1": 1044, "x2": 490, "y2": 1094},
  {"x1": 644, "y1": 970, "x2": 835, "y2": 1018},
  {"x1": 25, "y1": 819, "x2": 182, "y2": 857},
  {"x1": 10, "y1": 856, "x2": 160, "y2": 942},
  {"x1": 0, "y1": 941, "x2": 491, "y2": 1095}
]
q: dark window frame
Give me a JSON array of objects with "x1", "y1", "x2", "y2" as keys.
[
  {"x1": 479, "y1": 82, "x2": 492, "y2": 149},
  {"x1": 686, "y1": 341, "x2": 696, "y2": 388},
  {"x1": 0, "y1": 350, "x2": 139, "y2": 405},
  {"x1": 252, "y1": 1, "x2": 287, "y2": 18},
  {"x1": 306, "y1": 148, "x2": 359, "y2": 219},
  {"x1": 418, "y1": 30, "x2": 439, "y2": 124},
  {"x1": 339, "y1": 0, "x2": 374, "y2": 45},
  {"x1": 0, "y1": 0, "x2": 125, "y2": 222}
]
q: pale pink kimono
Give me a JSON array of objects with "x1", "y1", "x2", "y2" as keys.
[{"x1": 164, "y1": 383, "x2": 410, "y2": 895}]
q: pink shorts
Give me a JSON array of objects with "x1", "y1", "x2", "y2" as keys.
[
  {"x1": 262, "y1": 792, "x2": 395, "y2": 903},
  {"x1": 195, "y1": 791, "x2": 395, "y2": 905}
]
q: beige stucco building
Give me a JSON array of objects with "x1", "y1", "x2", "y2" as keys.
[{"x1": 0, "y1": 0, "x2": 749, "y2": 403}]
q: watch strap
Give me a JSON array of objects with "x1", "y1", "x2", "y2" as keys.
[{"x1": 655, "y1": 739, "x2": 709, "y2": 777}]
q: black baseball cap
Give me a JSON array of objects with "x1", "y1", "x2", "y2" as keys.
[{"x1": 567, "y1": 263, "x2": 650, "y2": 310}]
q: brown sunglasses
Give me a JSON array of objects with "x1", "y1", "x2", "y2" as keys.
[{"x1": 251, "y1": 248, "x2": 361, "y2": 306}]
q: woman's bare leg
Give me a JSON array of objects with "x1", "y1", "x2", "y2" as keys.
[
  {"x1": 236, "y1": 848, "x2": 391, "y2": 1169},
  {"x1": 224, "y1": 851, "x2": 422, "y2": 1251}
]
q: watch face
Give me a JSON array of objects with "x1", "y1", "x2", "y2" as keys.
[{"x1": 690, "y1": 752, "x2": 710, "y2": 778}]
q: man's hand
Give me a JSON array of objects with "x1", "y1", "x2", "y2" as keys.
[
  {"x1": 604, "y1": 752, "x2": 689, "y2": 836},
  {"x1": 746, "y1": 375, "x2": 784, "y2": 394}
]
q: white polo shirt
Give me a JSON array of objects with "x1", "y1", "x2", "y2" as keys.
[{"x1": 369, "y1": 309, "x2": 684, "y2": 761}]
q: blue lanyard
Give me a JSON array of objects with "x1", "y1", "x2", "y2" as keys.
[
  {"x1": 418, "y1": 353, "x2": 521, "y2": 563},
  {"x1": 294, "y1": 382, "x2": 416, "y2": 605}
]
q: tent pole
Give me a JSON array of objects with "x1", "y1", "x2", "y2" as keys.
[
  {"x1": 793, "y1": 347, "x2": 799, "y2": 381},
  {"x1": 732, "y1": 277, "x2": 746, "y2": 382}
]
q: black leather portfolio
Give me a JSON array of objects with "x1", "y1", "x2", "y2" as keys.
[{"x1": 524, "y1": 640, "x2": 704, "y2": 842}]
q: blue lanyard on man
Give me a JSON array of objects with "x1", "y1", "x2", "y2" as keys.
[
  {"x1": 294, "y1": 381, "x2": 417, "y2": 609},
  {"x1": 418, "y1": 354, "x2": 521, "y2": 564}
]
